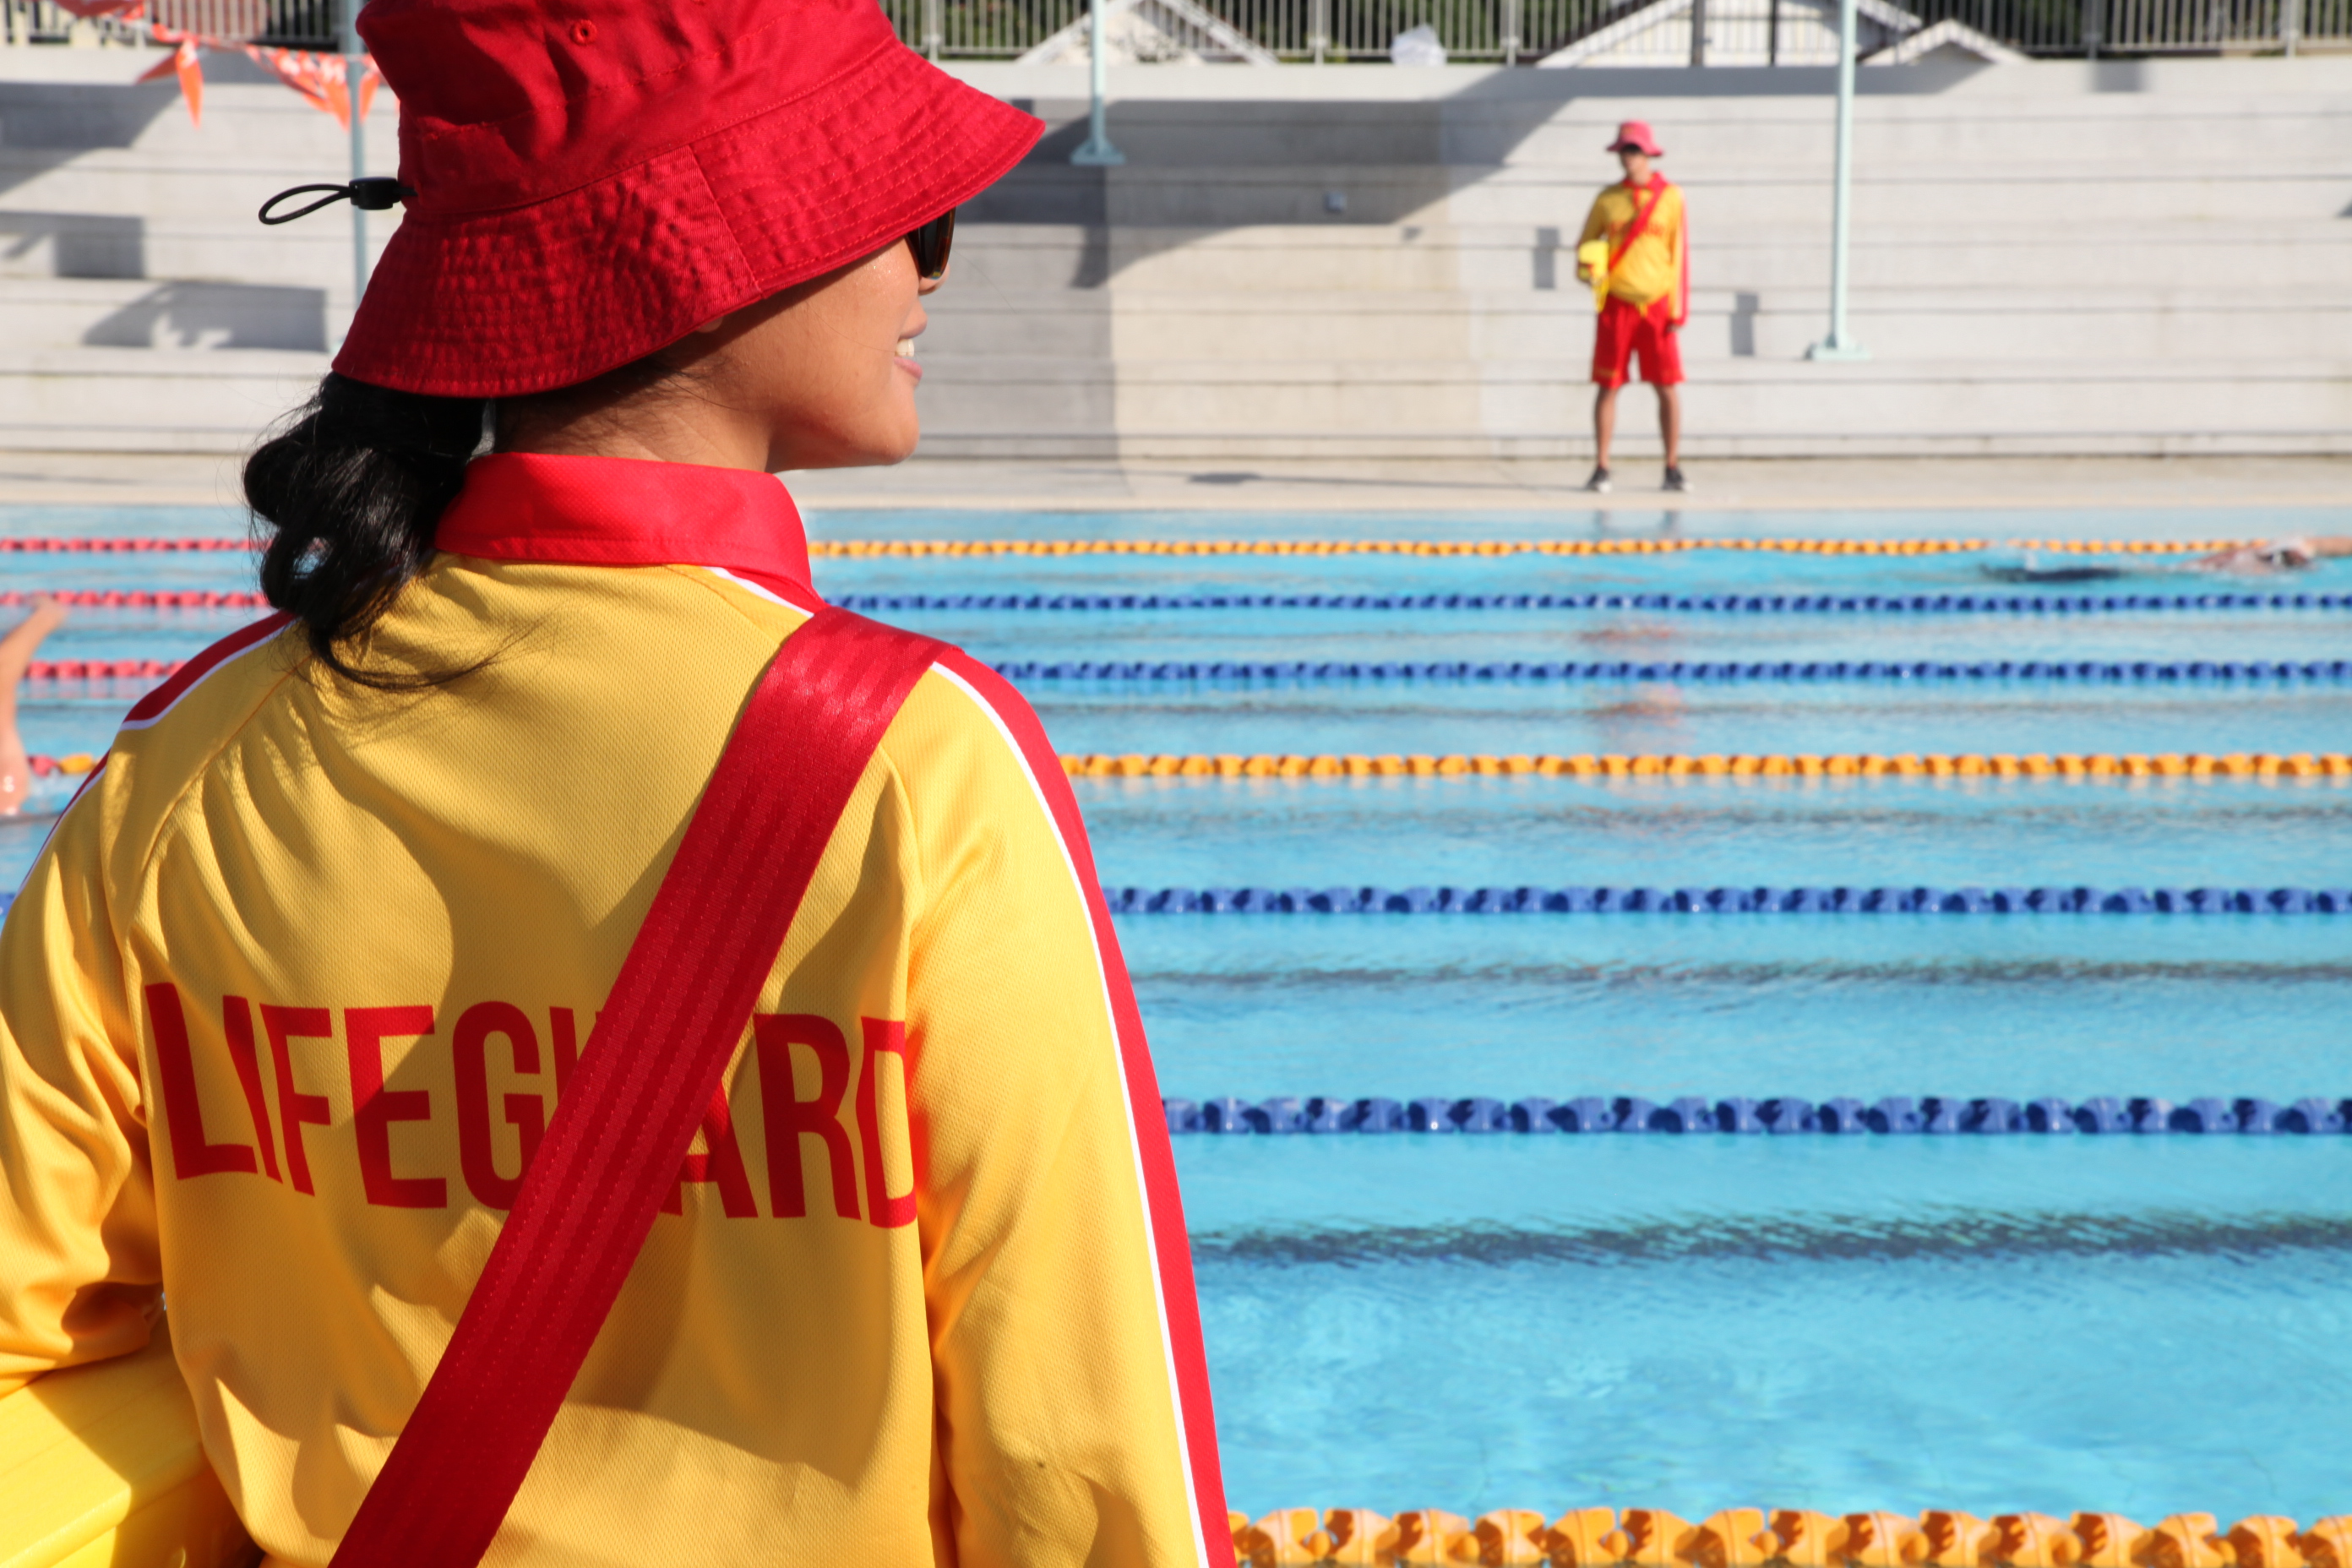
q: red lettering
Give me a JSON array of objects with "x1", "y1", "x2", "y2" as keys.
[
  {"x1": 263, "y1": 1004, "x2": 332, "y2": 1195},
  {"x1": 547, "y1": 1006, "x2": 601, "y2": 1099},
  {"x1": 754, "y1": 1014, "x2": 858, "y2": 1220},
  {"x1": 147, "y1": 983, "x2": 258, "y2": 1180},
  {"x1": 856, "y1": 1017, "x2": 917, "y2": 1229},
  {"x1": 345, "y1": 1005, "x2": 445, "y2": 1209},
  {"x1": 221, "y1": 996, "x2": 279, "y2": 1182},
  {"x1": 662, "y1": 1089, "x2": 759, "y2": 1217},
  {"x1": 452, "y1": 1001, "x2": 544, "y2": 1210}
]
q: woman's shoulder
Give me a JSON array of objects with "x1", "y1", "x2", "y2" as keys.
[{"x1": 887, "y1": 644, "x2": 1066, "y2": 803}]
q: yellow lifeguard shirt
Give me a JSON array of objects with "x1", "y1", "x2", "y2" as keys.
[
  {"x1": 1578, "y1": 177, "x2": 1688, "y2": 320},
  {"x1": 0, "y1": 453, "x2": 1231, "y2": 1568}
]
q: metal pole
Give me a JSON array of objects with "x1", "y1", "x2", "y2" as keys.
[
  {"x1": 1805, "y1": 0, "x2": 1868, "y2": 360},
  {"x1": 1070, "y1": 0, "x2": 1124, "y2": 165},
  {"x1": 1501, "y1": 0, "x2": 1522, "y2": 63},
  {"x1": 922, "y1": 0, "x2": 943, "y2": 57},
  {"x1": 1309, "y1": 0, "x2": 1330, "y2": 62},
  {"x1": 1688, "y1": 0, "x2": 1707, "y2": 63},
  {"x1": 342, "y1": 0, "x2": 370, "y2": 310},
  {"x1": 2280, "y1": 0, "x2": 2300, "y2": 55}
]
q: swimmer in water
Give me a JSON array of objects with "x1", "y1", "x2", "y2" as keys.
[
  {"x1": 2196, "y1": 535, "x2": 2352, "y2": 574},
  {"x1": 0, "y1": 596, "x2": 65, "y2": 816}
]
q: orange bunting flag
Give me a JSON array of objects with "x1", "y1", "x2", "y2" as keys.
[
  {"x1": 240, "y1": 46, "x2": 384, "y2": 128},
  {"x1": 130, "y1": 26, "x2": 384, "y2": 131},
  {"x1": 137, "y1": 36, "x2": 203, "y2": 126}
]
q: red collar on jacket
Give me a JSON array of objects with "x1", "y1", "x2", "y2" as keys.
[{"x1": 435, "y1": 452, "x2": 814, "y2": 602}]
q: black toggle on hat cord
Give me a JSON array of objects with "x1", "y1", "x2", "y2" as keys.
[{"x1": 259, "y1": 177, "x2": 413, "y2": 226}]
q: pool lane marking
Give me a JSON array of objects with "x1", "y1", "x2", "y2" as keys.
[
  {"x1": 999, "y1": 657, "x2": 2352, "y2": 685},
  {"x1": 809, "y1": 538, "x2": 2239, "y2": 558},
  {"x1": 0, "y1": 536, "x2": 2253, "y2": 558},
  {"x1": 19, "y1": 589, "x2": 2352, "y2": 618},
  {"x1": 1058, "y1": 751, "x2": 2352, "y2": 781},
  {"x1": 1104, "y1": 885, "x2": 2352, "y2": 916},
  {"x1": 38, "y1": 657, "x2": 2352, "y2": 690},
  {"x1": 837, "y1": 590, "x2": 2348, "y2": 615}
]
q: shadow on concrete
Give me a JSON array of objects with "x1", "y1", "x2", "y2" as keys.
[
  {"x1": 0, "y1": 78, "x2": 184, "y2": 212},
  {"x1": 82, "y1": 280, "x2": 327, "y2": 350},
  {"x1": 0, "y1": 210, "x2": 144, "y2": 278},
  {"x1": 977, "y1": 57, "x2": 1993, "y2": 282}
]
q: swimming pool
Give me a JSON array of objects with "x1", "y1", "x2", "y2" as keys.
[{"x1": 4, "y1": 502, "x2": 2349, "y2": 1531}]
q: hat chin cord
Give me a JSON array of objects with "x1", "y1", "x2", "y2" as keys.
[{"x1": 259, "y1": 177, "x2": 414, "y2": 226}]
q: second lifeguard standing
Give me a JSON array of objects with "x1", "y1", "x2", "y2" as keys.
[{"x1": 1576, "y1": 120, "x2": 1690, "y2": 494}]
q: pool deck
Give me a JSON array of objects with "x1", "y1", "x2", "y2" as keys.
[{"x1": 0, "y1": 451, "x2": 2344, "y2": 517}]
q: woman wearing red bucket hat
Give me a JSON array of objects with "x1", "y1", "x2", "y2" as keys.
[{"x1": 0, "y1": 3, "x2": 1234, "y2": 1567}]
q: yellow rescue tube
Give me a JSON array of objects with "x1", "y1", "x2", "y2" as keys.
[{"x1": 0, "y1": 1320, "x2": 253, "y2": 1568}]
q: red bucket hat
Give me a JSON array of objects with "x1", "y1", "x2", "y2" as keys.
[
  {"x1": 1606, "y1": 119, "x2": 1664, "y2": 156},
  {"x1": 335, "y1": 0, "x2": 1043, "y2": 398}
]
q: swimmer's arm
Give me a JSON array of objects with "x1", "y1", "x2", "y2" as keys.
[
  {"x1": 0, "y1": 792, "x2": 161, "y2": 1397},
  {"x1": 2197, "y1": 534, "x2": 2352, "y2": 569},
  {"x1": 906, "y1": 672, "x2": 1228, "y2": 1568}
]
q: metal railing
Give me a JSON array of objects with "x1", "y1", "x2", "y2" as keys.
[
  {"x1": 877, "y1": 0, "x2": 2342, "y2": 57},
  {"x1": 2, "y1": 0, "x2": 2330, "y2": 66},
  {"x1": 1, "y1": 0, "x2": 334, "y2": 45},
  {"x1": 2, "y1": 0, "x2": 144, "y2": 45},
  {"x1": 880, "y1": 0, "x2": 1615, "y2": 60}
]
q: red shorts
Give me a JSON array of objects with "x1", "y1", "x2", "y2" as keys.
[{"x1": 1592, "y1": 294, "x2": 1684, "y2": 387}]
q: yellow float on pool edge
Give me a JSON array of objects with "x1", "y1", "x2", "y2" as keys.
[
  {"x1": 1225, "y1": 1508, "x2": 2352, "y2": 1568},
  {"x1": 0, "y1": 1321, "x2": 251, "y2": 1568}
]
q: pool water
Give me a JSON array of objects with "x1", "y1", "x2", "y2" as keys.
[{"x1": 5, "y1": 503, "x2": 2349, "y2": 1526}]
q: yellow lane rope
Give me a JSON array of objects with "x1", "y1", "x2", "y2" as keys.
[
  {"x1": 812, "y1": 537, "x2": 2235, "y2": 559},
  {"x1": 1229, "y1": 1504, "x2": 2345, "y2": 1568},
  {"x1": 1059, "y1": 750, "x2": 2352, "y2": 781}
]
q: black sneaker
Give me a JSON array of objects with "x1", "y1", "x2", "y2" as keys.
[
  {"x1": 1663, "y1": 465, "x2": 1690, "y2": 493},
  {"x1": 1583, "y1": 465, "x2": 1612, "y2": 493}
]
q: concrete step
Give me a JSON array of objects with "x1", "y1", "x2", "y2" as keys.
[
  {"x1": 1095, "y1": 293, "x2": 2352, "y2": 363},
  {"x1": 0, "y1": 346, "x2": 1120, "y2": 459},
  {"x1": 1070, "y1": 164, "x2": 2352, "y2": 227},
  {"x1": 20, "y1": 144, "x2": 2344, "y2": 227},
  {"x1": 1089, "y1": 225, "x2": 2352, "y2": 292},
  {"x1": 0, "y1": 276, "x2": 330, "y2": 351},
  {"x1": 0, "y1": 345, "x2": 320, "y2": 452},
  {"x1": 1479, "y1": 106, "x2": 2352, "y2": 167},
  {"x1": 1043, "y1": 90, "x2": 2352, "y2": 170},
  {"x1": 1092, "y1": 357, "x2": 2352, "y2": 458}
]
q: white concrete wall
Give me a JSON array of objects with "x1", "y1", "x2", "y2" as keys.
[{"x1": 1, "y1": 46, "x2": 2347, "y2": 460}]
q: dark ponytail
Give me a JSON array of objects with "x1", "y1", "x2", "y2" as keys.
[{"x1": 244, "y1": 372, "x2": 484, "y2": 686}]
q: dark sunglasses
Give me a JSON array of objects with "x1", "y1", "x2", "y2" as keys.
[{"x1": 905, "y1": 210, "x2": 956, "y2": 280}]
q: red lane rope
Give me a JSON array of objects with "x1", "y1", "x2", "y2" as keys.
[
  {"x1": 24, "y1": 660, "x2": 187, "y2": 681},
  {"x1": 0, "y1": 591, "x2": 266, "y2": 608},
  {"x1": 0, "y1": 539, "x2": 249, "y2": 552}
]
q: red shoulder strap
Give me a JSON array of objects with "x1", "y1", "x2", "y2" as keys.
[
  {"x1": 1609, "y1": 177, "x2": 1672, "y2": 270},
  {"x1": 329, "y1": 606, "x2": 943, "y2": 1568}
]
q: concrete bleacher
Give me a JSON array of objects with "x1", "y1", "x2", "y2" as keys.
[{"x1": 1, "y1": 45, "x2": 2346, "y2": 462}]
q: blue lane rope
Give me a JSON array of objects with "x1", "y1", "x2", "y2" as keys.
[
  {"x1": 1163, "y1": 1093, "x2": 2351, "y2": 1135},
  {"x1": 999, "y1": 657, "x2": 2352, "y2": 687},
  {"x1": 836, "y1": 590, "x2": 2350, "y2": 617},
  {"x1": 1105, "y1": 885, "x2": 2352, "y2": 915}
]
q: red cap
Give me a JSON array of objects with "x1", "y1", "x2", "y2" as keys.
[
  {"x1": 1607, "y1": 119, "x2": 1664, "y2": 156},
  {"x1": 335, "y1": 0, "x2": 1044, "y2": 398}
]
